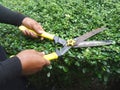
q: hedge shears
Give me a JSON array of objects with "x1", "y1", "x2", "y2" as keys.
[{"x1": 19, "y1": 26, "x2": 113, "y2": 61}]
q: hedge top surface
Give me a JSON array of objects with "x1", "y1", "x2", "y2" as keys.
[{"x1": 0, "y1": 0, "x2": 120, "y2": 85}]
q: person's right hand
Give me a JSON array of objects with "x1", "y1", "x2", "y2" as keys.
[{"x1": 16, "y1": 49, "x2": 50, "y2": 75}]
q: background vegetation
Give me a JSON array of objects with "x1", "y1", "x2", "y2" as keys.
[{"x1": 0, "y1": 0, "x2": 120, "y2": 90}]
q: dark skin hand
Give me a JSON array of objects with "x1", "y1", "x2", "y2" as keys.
[
  {"x1": 15, "y1": 17, "x2": 50, "y2": 75},
  {"x1": 21, "y1": 17, "x2": 45, "y2": 38},
  {"x1": 16, "y1": 50, "x2": 50, "y2": 75}
]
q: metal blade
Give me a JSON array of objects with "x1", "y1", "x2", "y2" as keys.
[
  {"x1": 54, "y1": 36, "x2": 71, "y2": 56},
  {"x1": 74, "y1": 26, "x2": 107, "y2": 46},
  {"x1": 57, "y1": 46, "x2": 71, "y2": 56},
  {"x1": 74, "y1": 40, "x2": 114, "y2": 48},
  {"x1": 54, "y1": 36, "x2": 66, "y2": 46}
]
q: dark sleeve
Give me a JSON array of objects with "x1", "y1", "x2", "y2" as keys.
[
  {"x1": 0, "y1": 4, "x2": 26, "y2": 26},
  {"x1": 0, "y1": 56, "x2": 22, "y2": 84}
]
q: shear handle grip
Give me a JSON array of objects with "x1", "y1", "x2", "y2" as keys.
[
  {"x1": 19, "y1": 25, "x2": 55, "y2": 40},
  {"x1": 44, "y1": 52, "x2": 58, "y2": 61}
]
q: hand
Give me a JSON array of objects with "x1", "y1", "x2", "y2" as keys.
[
  {"x1": 16, "y1": 49, "x2": 50, "y2": 75},
  {"x1": 21, "y1": 17, "x2": 45, "y2": 38}
]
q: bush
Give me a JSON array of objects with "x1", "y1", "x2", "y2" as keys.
[{"x1": 0, "y1": 0, "x2": 120, "y2": 89}]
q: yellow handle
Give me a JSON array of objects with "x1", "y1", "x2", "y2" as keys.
[
  {"x1": 19, "y1": 25, "x2": 55, "y2": 40},
  {"x1": 10, "y1": 52, "x2": 58, "y2": 61},
  {"x1": 44, "y1": 52, "x2": 58, "y2": 61},
  {"x1": 41, "y1": 32, "x2": 54, "y2": 40}
]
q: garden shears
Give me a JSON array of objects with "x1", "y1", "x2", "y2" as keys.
[{"x1": 19, "y1": 26, "x2": 114, "y2": 61}]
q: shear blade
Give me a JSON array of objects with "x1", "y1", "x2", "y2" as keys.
[
  {"x1": 74, "y1": 40, "x2": 114, "y2": 48},
  {"x1": 54, "y1": 36, "x2": 66, "y2": 46},
  {"x1": 57, "y1": 46, "x2": 72, "y2": 56},
  {"x1": 74, "y1": 26, "x2": 107, "y2": 46}
]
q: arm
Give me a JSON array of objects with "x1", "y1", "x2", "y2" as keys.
[
  {"x1": 0, "y1": 4, "x2": 44, "y2": 37},
  {"x1": 0, "y1": 50, "x2": 50, "y2": 84},
  {"x1": 0, "y1": 5, "x2": 50, "y2": 82},
  {"x1": 0, "y1": 4, "x2": 25, "y2": 26},
  {"x1": 0, "y1": 57, "x2": 22, "y2": 84}
]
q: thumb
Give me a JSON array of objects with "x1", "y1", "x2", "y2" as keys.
[
  {"x1": 33, "y1": 24, "x2": 45, "y2": 34},
  {"x1": 39, "y1": 52, "x2": 45, "y2": 56},
  {"x1": 38, "y1": 51, "x2": 51, "y2": 65}
]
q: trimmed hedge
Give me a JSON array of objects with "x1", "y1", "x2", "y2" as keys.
[{"x1": 0, "y1": 0, "x2": 120, "y2": 89}]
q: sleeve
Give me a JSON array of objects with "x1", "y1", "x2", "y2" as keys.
[
  {"x1": 0, "y1": 4, "x2": 26, "y2": 26},
  {"x1": 0, "y1": 56, "x2": 22, "y2": 84}
]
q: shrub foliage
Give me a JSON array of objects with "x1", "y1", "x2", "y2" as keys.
[{"x1": 0, "y1": 0, "x2": 120, "y2": 89}]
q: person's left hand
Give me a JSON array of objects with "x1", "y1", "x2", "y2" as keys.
[{"x1": 21, "y1": 17, "x2": 45, "y2": 38}]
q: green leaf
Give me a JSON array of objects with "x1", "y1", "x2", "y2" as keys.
[
  {"x1": 116, "y1": 69, "x2": 120, "y2": 74},
  {"x1": 47, "y1": 72, "x2": 51, "y2": 77}
]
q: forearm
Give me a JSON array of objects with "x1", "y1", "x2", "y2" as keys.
[
  {"x1": 0, "y1": 4, "x2": 26, "y2": 26},
  {"x1": 0, "y1": 57, "x2": 22, "y2": 84}
]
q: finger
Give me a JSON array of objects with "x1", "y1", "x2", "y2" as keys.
[
  {"x1": 24, "y1": 30, "x2": 31, "y2": 36},
  {"x1": 37, "y1": 51, "x2": 51, "y2": 65},
  {"x1": 21, "y1": 30, "x2": 27, "y2": 35},
  {"x1": 45, "y1": 59, "x2": 51, "y2": 66},
  {"x1": 41, "y1": 52, "x2": 51, "y2": 65},
  {"x1": 24, "y1": 29, "x2": 38, "y2": 38},
  {"x1": 29, "y1": 31, "x2": 38, "y2": 38},
  {"x1": 40, "y1": 37, "x2": 44, "y2": 40},
  {"x1": 37, "y1": 52, "x2": 45, "y2": 56},
  {"x1": 33, "y1": 24, "x2": 45, "y2": 34}
]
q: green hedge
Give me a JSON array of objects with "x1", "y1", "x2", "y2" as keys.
[{"x1": 0, "y1": 0, "x2": 120, "y2": 89}]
